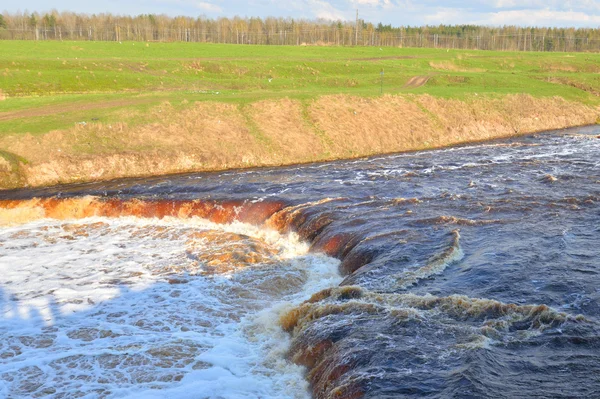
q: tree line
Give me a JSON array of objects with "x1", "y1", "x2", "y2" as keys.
[{"x1": 1, "y1": 10, "x2": 599, "y2": 52}]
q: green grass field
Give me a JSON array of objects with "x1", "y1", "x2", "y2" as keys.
[{"x1": 1, "y1": 41, "x2": 600, "y2": 136}]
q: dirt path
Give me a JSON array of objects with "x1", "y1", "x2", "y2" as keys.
[
  {"x1": 403, "y1": 75, "x2": 431, "y2": 89},
  {"x1": 358, "y1": 56, "x2": 417, "y2": 61},
  {"x1": 0, "y1": 98, "x2": 157, "y2": 121}
]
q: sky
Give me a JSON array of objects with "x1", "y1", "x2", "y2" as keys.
[{"x1": 4, "y1": 0, "x2": 600, "y2": 28}]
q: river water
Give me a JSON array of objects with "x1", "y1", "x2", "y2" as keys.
[{"x1": 0, "y1": 126, "x2": 599, "y2": 398}]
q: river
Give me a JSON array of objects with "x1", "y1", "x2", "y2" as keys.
[{"x1": 0, "y1": 126, "x2": 599, "y2": 398}]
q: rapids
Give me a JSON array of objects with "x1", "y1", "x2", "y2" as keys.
[{"x1": 1, "y1": 125, "x2": 599, "y2": 398}]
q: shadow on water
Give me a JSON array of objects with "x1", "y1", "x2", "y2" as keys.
[{"x1": 0, "y1": 276, "x2": 255, "y2": 398}]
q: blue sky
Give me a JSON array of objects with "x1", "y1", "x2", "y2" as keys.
[{"x1": 5, "y1": 0, "x2": 600, "y2": 27}]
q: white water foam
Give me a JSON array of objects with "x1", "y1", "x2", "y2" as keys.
[{"x1": 0, "y1": 217, "x2": 342, "y2": 398}]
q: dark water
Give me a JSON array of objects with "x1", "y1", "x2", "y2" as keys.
[{"x1": 2, "y1": 126, "x2": 600, "y2": 398}]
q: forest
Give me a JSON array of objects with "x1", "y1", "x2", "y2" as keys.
[{"x1": 1, "y1": 10, "x2": 600, "y2": 52}]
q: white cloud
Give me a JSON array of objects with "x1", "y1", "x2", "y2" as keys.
[
  {"x1": 351, "y1": 0, "x2": 394, "y2": 8},
  {"x1": 195, "y1": 2, "x2": 222, "y2": 12},
  {"x1": 423, "y1": 8, "x2": 468, "y2": 24},
  {"x1": 310, "y1": 0, "x2": 347, "y2": 20},
  {"x1": 481, "y1": 9, "x2": 600, "y2": 26},
  {"x1": 355, "y1": 0, "x2": 381, "y2": 5}
]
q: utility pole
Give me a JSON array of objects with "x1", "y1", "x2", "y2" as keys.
[{"x1": 355, "y1": 9, "x2": 359, "y2": 46}]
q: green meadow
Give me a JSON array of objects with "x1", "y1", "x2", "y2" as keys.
[{"x1": 1, "y1": 40, "x2": 600, "y2": 135}]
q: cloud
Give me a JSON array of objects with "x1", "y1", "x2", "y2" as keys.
[
  {"x1": 309, "y1": 0, "x2": 347, "y2": 20},
  {"x1": 351, "y1": 0, "x2": 394, "y2": 9},
  {"x1": 423, "y1": 8, "x2": 470, "y2": 24},
  {"x1": 492, "y1": 0, "x2": 600, "y2": 11},
  {"x1": 390, "y1": 0, "x2": 600, "y2": 27},
  {"x1": 354, "y1": 0, "x2": 381, "y2": 5},
  {"x1": 195, "y1": 1, "x2": 222, "y2": 12},
  {"x1": 481, "y1": 9, "x2": 600, "y2": 26}
]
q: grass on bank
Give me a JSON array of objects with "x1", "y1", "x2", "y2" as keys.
[{"x1": 1, "y1": 41, "x2": 600, "y2": 136}]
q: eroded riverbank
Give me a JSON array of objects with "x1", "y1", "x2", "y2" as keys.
[{"x1": 1, "y1": 94, "x2": 598, "y2": 189}]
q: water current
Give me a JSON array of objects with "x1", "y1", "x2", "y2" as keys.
[{"x1": 0, "y1": 126, "x2": 599, "y2": 398}]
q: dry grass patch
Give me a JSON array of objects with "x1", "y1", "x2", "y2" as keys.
[
  {"x1": 1, "y1": 94, "x2": 598, "y2": 189},
  {"x1": 308, "y1": 94, "x2": 437, "y2": 156},
  {"x1": 417, "y1": 94, "x2": 597, "y2": 143},
  {"x1": 541, "y1": 64, "x2": 578, "y2": 73},
  {"x1": 0, "y1": 101, "x2": 277, "y2": 187},
  {"x1": 249, "y1": 98, "x2": 325, "y2": 161},
  {"x1": 429, "y1": 61, "x2": 486, "y2": 73}
]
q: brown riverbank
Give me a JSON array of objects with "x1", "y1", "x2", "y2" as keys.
[{"x1": 1, "y1": 93, "x2": 598, "y2": 189}]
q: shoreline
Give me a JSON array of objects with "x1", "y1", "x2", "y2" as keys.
[
  {"x1": 1, "y1": 122, "x2": 596, "y2": 198},
  {"x1": 1, "y1": 93, "x2": 598, "y2": 191}
]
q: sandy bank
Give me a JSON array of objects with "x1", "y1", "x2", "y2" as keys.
[{"x1": 1, "y1": 94, "x2": 598, "y2": 189}]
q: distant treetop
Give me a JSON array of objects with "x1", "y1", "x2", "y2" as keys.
[{"x1": 0, "y1": 11, "x2": 599, "y2": 52}]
